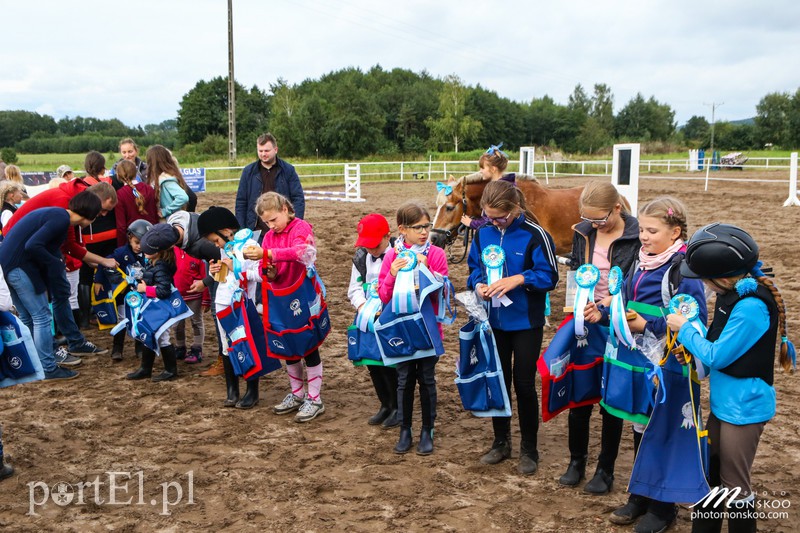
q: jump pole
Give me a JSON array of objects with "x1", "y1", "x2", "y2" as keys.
[
  {"x1": 304, "y1": 163, "x2": 365, "y2": 202},
  {"x1": 783, "y1": 152, "x2": 800, "y2": 207}
]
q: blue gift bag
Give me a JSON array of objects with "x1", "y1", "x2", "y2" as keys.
[
  {"x1": 217, "y1": 297, "x2": 281, "y2": 380},
  {"x1": 122, "y1": 289, "x2": 193, "y2": 354},
  {"x1": 0, "y1": 311, "x2": 45, "y2": 387},
  {"x1": 455, "y1": 319, "x2": 511, "y2": 418}
]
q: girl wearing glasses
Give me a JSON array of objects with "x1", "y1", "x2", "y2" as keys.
[
  {"x1": 466, "y1": 180, "x2": 559, "y2": 475},
  {"x1": 559, "y1": 180, "x2": 640, "y2": 493},
  {"x1": 461, "y1": 144, "x2": 517, "y2": 228},
  {"x1": 377, "y1": 202, "x2": 448, "y2": 456},
  {"x1": 593, "y1": 197, "x2": 707, "y2": 533}
]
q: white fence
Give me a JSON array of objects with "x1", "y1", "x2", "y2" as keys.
[{"x1": 202, "y1": 156, "x2": 795, "y2": 189}]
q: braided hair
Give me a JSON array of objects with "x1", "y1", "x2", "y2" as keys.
[
  {"x1": 755, "y1": 274, "x2": 795, "y2": 372},
  {"x1": 116, "y1": 159, "x2": 148, "y2": 215}
]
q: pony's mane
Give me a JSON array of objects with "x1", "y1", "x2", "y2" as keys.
[{"x1": 462, "y1": 172, "x2": 538, "y2": 184}]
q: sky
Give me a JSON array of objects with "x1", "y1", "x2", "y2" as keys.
[{"x1": 2, "y1": 0, "x2": 798, "y2": 129}]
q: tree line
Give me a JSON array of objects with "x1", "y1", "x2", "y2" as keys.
[{"x1": 2, "y1": 66, "x2": 800, "y2": 159}]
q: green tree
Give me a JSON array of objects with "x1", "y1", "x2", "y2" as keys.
[
  {"x1": 466, "y1": 85, "x2": 527, "y2": 150},
  {"x1": 177, "y1": 76, "x2": 270, "y2": 150},
  {"x1": 574, "y1": 116, "x2": 612, "y2": 154},
  {"x1": 590, "y1": 83, "x2": 615, "y2": 133},
  {"x1": 615, "y1": 93, "x2": 675, "y2": 141},
  {"x1": 755, "y1": 92, "x2": 791, "y2": 147},
  {"x1": 425, "y1": 74, "x2": 482, "y2": 152},
  {"x1": 528, "y1": 96, "x2": 563, "y2": 146},
  {"x1": 0, "y1": 110, "x2": 57, "y2": 146},
  {"x1": 683, "y1": 115, "x2": 710, "y2": 143},
  {"x1": 1, "y1": 147, "x2": 18, "y2": 164}
]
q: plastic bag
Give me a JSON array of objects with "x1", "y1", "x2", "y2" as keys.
[
  {"x1": 635, "y1": 329, "x2": 666, "y2": 366},
  {"x1": 455, "y1": 291, "x2": 488, "y2": 323}
]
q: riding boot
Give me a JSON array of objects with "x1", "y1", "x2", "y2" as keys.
[
  {"x1": 152, "y1": 345, "x2": 178, "y2": 382},
  {"x1": 77, "y1": 285, "x2": 92, "y2": 330},
  {"x1": 222, "y1": 356, "x2": 240, "y2": 408},
  {"x1": 111, "y1": 330, "x2": 126, "y2": 362},
  {"x1": 416, "y1": 426, "x2": 434, "y2": 456},
  {"x1": 381, "y1": 368, "x2": 400, "y2": 429},
  {"x1": 0, "y1": 455, "x2": 13, "y2": 481},
  {"x1": 559, "y1": 456, "x2": 587, "y2": 486},
  {"x1": 235, "y1": 378, "x2": 259, "y2": 409},
  {"x1": 367, "y1": 366, "x2": 391, "y2": 425},
  {"x1": 126, "y1": 347, "x2": 155, "y2": 380},
  {"x1": 393, "y1": 426, "x2": 413, "y2": 454}
]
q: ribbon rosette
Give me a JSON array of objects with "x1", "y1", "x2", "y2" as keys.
[
  {"x1": 125, "y1": 291, "x2": 145, "y2": 338},
  {"x1": 482, "y1": 245, "x2": 505, "y2": 286},
  {"x1": 356, "y1": 280, "x2": 382, "y2": 332},
  {"x1": 608, "y1": 266, "x2": 634, "y2": 348},
  {"x1": 391, "y1": 249, "x2": 419, "y2": 314},
  {"x1": 669, "y1": 294, "x2": 707, "y2": 336},
  {"x1": 573, "y1": 264, "x2": 600, "y2": 346},
  {"x1": 436, "y1": 182, "x2": 453, "y2": 196}
]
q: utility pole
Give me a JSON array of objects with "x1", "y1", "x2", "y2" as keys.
[
  {"x1": 703, "y1": 101, "x2": 724, "y2": 157},
  {"x1": 227, "y1": 0, "x2": 237, "y2": 162}
]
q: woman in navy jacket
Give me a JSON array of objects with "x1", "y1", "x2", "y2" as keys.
[{"x1": 467, "y1": 180, "x2": 558, "y2": 475}]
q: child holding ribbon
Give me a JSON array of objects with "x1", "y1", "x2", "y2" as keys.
[
  {"x1": 590, "y1": 197, "x2": 707, "y2": 533},
  {"x1": 466, "y1": 180, "x2": 559, "y2": 475},
  {"x1": 243, "y1": 192, "x2": 328, "y2": 423},
  {"x1": 667, "y1": 223, "x2": 794, "y2": 533},
  {"x1": 461, "y1": 143, "x2": 517, "y2": 229},
  {"x1": 198, "y1": 206, "x2": 267, "y2": 409},
  {"x1": 125, "y1": 223, "x2": 187, "y2": 382},
  {"x1": 377, "y1": 202, "x2": 448, "y2": 455},
  {"x1": 347, "y1": 213, "x2": 400, "y2": 428},
  {"x1": 559, "y1": 180, "x2": 640, "y2": 493}
]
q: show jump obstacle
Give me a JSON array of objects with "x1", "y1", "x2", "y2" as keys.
[
  {"x1": 304, "y1": 163, "x2": 365, "y2": 202},
  {"x1": 612, "y1": 143, "x2": 641, "y2": 214},
  {"x1": 784, "y1": 152, "x2": 800, "y2": 207}
]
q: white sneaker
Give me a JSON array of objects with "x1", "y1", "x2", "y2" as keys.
[
  {"x1": 295, "y1": 399, "x2": 325, "y2": 423},
  {"x1": 273, "y1": 393, "x2": 304, "y2": 415}
]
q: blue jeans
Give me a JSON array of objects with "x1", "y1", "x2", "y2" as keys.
[
  {"x1": 49, "y1": 267, "x2": 85, "y2": 350},
  {"x1": 6, "y1": 268, "x2": 56, "y2": 372}
]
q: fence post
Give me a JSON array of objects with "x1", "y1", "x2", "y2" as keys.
[
  {"x1": 443, "y1": 162, "x2": 447, "y2": 181},
  {"x1": 581, "y1": 162, "x2": 585, "y2": 175},
  {"x1": 400, "y1": 161, "x2": 404, "y2": 181}
]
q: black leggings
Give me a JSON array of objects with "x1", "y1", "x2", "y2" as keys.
[
  {"x1": 287, "y1": 349, "x2": 321, "y2": 367},
  {"x1": 567, "y1": 404, "x2": 624, "y2": 473},
  {"x1": 396, "y1": 356, "x2": 437, "y2": 429},
  {"x1": 492, "y1": 327, "x2": 543, "y2": 458}
]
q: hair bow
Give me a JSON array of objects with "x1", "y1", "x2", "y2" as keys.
[
  {"x1": 485, "y1": 143, "x2": 508, "y2": 157},
  {"x1": 436, "y1": 181, "x2": 453, "y2": 195}
]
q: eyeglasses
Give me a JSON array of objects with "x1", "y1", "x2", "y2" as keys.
[
  {"x1": 407, "y1": 223, "x2": 432, "y2": 232},
  {"x1": 483, "y1": 211, "x2": 511, "y2": 225},
  {"x1": 580, "y1": 210, "x2": 613, "y2": 226}
]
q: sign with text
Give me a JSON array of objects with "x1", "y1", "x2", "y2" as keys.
[{"x1": 181, "y1": 168, "x2": 206, "y2": 193}]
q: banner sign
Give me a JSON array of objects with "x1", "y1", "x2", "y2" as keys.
[{"x1": 181, "y1": 168, "x2": 206, "y2": 193}]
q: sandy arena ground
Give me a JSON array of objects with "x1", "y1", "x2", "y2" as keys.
[{"x1": 0, "y1": 171, "x2": 797, "y2": 532}]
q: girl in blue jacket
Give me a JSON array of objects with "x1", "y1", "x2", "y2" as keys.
[
  {"x1": 667, "y1": 223, "x2": 793, "y2": 533},
  {"x1": 467, "y1": 180, "x2": 559, "y2": 475},
  {"x1": 146, "y1": 144, "x2": 190, "y2": 219}
]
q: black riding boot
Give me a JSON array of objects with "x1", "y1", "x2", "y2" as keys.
[
  {"x1": 222, "y1": 356, "x2": 240, "y2": 408},
  {"x1": 152, "y1": 345, "x2": 178, "y2": 382},
  {"x1": 394, "y1": 426, "x2": 413, "y2": 454},
  {"x1": 368, "y1": 366, "x2": 392, "y2": 425},
  {"x1": 0, "y1": 455, "x2": 13, "y2": 481},
  {"x1": 235, "y1": 378, "x2": 259, "y2": 409},
  {"x1": 559, "y1": 456, "x2": 587, "y2": 486},
  {"x1": 416, "y1": 426, "x2": 434, "y2": 455},
  {"x1": 111, "y1": 330, "x2": 126, "y2": 362},
  {"x1": 126, "y1": 346, "x2": 155, "y2": 380},
  {"x1": 77, "y1": 285, "x2": 92, "y2": 329}
]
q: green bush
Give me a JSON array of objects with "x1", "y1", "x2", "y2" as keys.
[{"x1": 1, "y1": 147, "x2": 18, "y2": 164}]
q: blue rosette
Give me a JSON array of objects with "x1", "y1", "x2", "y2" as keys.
[
  {"x1": 573, "y1": 264, "x2": 600, "y2": 345},
  {"x1": 669, "y1": 294, "x2": 707, "y2": 336},
  {"x1": 608, "y1": 266, "x2": 634, "y2": 348},
  {"x1": 481, "y1": 244, "x2": 506, "y2": 286},
  {"x1": 392, "y1": 250, "x2": 420, "y2": 314}
]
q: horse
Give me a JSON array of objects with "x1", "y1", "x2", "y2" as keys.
[{"x1": 430, "y1": 172, "x2": 583, "y2": 260}]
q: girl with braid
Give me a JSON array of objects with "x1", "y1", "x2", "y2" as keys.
[
  {"x1": 667, "y1": 223, "x2": 795, "y2": 533},
  {"x1": 112, "y1": 159, "x2": 158, "y2": 246}
]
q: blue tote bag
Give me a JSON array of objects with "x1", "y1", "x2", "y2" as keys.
[{"x1": 455, "y1": 319, "x2": 511, "y2": 417}]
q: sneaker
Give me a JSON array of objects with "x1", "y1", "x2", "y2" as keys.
[
  {"x1": 175, "y1": 346, "x2": 187, "y2": 360},
  {"x1": 44, "y1": 366, "x2": 80, "y2": 381},
  {"x1": 295, "y1": 399, "x2": 325, "y2": 423},
  {"x1": 184, "y1": 347, "x2": 203, "y2": 364},
  {"x1": 55, "y1": 346, "x2": 82, "y2": 367},
  {"x1": 70, "y1": 341, "x2": 108, "y2": 356},
  {"x1": 273, "y1": 393, "x2": 305, "y2": 415}
]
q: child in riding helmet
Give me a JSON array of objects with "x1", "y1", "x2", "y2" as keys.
[
  {"x1": 198, "y1": 206, "x2": 264, "y2": 410},
  {"x1": 94, "y1": 219, "x2": 152, "y2": 361},
  {"x1": 667, "y1": 223, "x2": 795, "y2": 533}
]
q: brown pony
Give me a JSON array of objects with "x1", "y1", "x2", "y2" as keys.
[{"x1": 431, "y1": 172, "x2": 583, "y2": 255}]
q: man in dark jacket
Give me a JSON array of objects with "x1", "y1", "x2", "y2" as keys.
[{"x1": 235, "y1": 132, "x2": 305, "y2": 232}]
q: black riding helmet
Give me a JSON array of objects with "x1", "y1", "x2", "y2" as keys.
[
  {"x1": 127, "y1": 219, "x2": 154, "y2": 240},
  {"x1": 680, "y1": 223, "x2": 759, "y2": 279},
  {"x1": 197, "y1": 206, "x2": 240, "y2": 238}
]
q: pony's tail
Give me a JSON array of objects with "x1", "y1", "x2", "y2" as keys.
[{"x1": 757, "y1": 275, "x2": 795, "y2": 373}]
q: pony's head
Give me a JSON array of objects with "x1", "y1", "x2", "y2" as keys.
[{"x1": 430, "y1": 176, "x2": 465, "y2": 248}]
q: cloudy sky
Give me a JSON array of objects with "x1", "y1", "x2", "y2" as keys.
[{"x1": 3, "y1": 0, "x2": 798, "y2": 128}]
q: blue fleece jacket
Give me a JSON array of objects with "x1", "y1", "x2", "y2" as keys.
[
  {"x1": 235, "y1": 157, "x2": 306, "y2": 229},
  {"x1": 467, "y1": 214, "x2": 558, "y2": 330}
]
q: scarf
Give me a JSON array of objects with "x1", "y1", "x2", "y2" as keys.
[{"x1": 638, "y1": 239, "x2": 685, "y2": 271}]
